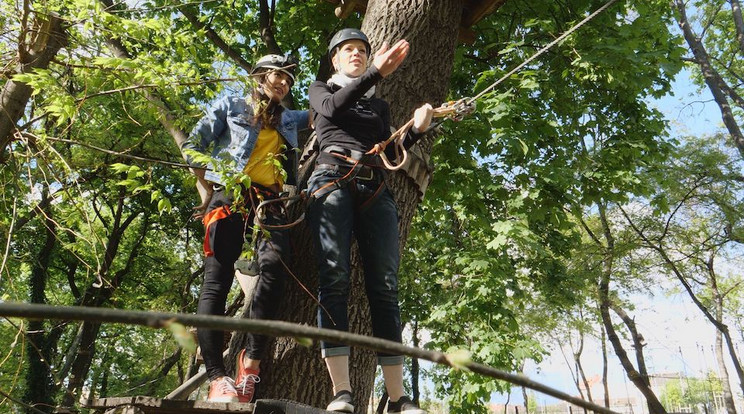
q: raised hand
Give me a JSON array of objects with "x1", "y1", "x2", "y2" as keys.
[{"x1": 373, "y1": 39, "x2": 410, "y2": 77}]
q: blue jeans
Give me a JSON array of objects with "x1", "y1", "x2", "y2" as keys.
[{"x1": 307, "y1": 166, "x2": 403, "y2": 366}]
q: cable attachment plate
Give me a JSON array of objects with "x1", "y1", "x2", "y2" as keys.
[{"x1": 437, "y1": 98, "x2": 476, "y2": 122}]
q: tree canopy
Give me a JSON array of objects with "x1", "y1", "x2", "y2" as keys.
[{"x1": 1, "y1": 0, "x2": 742, "y2": 413}]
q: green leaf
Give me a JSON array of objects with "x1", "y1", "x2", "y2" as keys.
[
  {"x1": 293, "y1": 337, "x2": 313, "y2": 347},
  {"x1": 445, "y1": 348, "x2": 472, "y2": 372},
  {"x1": 165, "y1": 321, "x2": 197, "y2": 353}
]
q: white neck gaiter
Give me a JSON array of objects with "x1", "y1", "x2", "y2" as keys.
[{"x1": 328, "y1": 72, "x2": 375, "y2": 99}]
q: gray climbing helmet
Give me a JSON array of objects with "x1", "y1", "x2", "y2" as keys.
[{"x1": 327, "y1": 28, "x2": 371, "y2": 59}]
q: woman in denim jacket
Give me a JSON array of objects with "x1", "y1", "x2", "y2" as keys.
[
  {"x1": 182, "y1": 54, "x2": 308, "y2": 404},
  {"x1": 307, "y1": 29, "x2": 432, "y2": 414}
]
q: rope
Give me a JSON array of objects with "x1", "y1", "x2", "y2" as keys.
[
  {"x1": 369, "y1": 102, "x2": 474, "y2": 170},
  {"x1": 0, "y1": 302, "x2": 621, "y2": 414},
  {"x1": 254, "y1": 193, "x2": 305, "y2": 230},
  {"x1": 370, "y1": 0, "x2": 620, "y2": 170}
]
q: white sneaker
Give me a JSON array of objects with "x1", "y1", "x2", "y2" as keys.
[{"x1": 207, "y1": 376, "x2": 239, "y2": 403}]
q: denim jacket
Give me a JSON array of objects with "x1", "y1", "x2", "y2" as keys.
[{"x1": 182, "y1": 96, "x2": 309, "y2": 185}]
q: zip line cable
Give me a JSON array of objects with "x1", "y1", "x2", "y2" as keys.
[
  {"x1": 0, "y1": 302, "x2": 621, "y2": 414},
  {"x1": 466, "y1": 0, "x2": 621, "y2": 105}
]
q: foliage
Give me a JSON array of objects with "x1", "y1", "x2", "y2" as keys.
[
  {"x1": 400, "y1": 0, "x2": 684, "y2": 411},
  {"x1": 1, "y1": 0, "x2": 727, "y2": 412},
  {"x1": 659, "y1": 372, "x2": 724, "y2": 414}
]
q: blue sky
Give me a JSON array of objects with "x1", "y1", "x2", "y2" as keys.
[{"x1": 652, "y1": 68, "x2": 724, "y2": 138}]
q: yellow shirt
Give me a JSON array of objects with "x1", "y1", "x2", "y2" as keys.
[{"x1": 243, "y1": 127, "x2": 285, "y2": 187}]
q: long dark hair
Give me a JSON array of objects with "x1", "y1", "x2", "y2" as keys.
[{"x1": 251, "y1": 74, "x2": 284, "y2": 129}]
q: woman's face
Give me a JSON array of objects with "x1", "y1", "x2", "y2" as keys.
[
  {"x1": 261, "y1": 71, "x2": 291, "y2": 102},
  {"x1": 333, "y1": 39, "x2": 368, "y2": 77}
]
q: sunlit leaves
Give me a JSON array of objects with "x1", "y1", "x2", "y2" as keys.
[{"x1": 165, "y1": 320, "x2": 197, "y2": 353}]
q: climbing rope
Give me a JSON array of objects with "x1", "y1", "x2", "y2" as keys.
[
  {"x1": 369, "y1": 99, "x2": 476, "y2": 170},
  {"x1": 466, "y1": 0, "x2": 620, "y2": 106}
]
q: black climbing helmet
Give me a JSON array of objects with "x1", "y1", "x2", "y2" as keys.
[
  {"x1": 251, "y1": 54, "x2": 297, "y2": 84},
  {"x1": 327, "y1": 28, "x2": 371, "y2": 59}
]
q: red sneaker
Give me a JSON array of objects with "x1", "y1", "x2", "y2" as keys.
[
  {"x1": 234, "y1": 349, "x2": 261, "y2": 403},
  {"x1": 207, "y1": 376, "x2": 238, "y2": 403}
]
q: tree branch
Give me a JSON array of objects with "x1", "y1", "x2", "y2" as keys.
[
  {"x1": 730, "y1": 0, "x2": 744, "y2": 55},
  {"x1": 258, "y1": 0, "x2": 282, "y2": 54},
  {"x1": 675, "y1": 0, "x2": 744, "y2": 157},
  {"x1": 0, "y1": 302, "x2": 625, "y2": 414},
  {"x1": 178, "y1": 6, "x2": 252, "y2": 73}
]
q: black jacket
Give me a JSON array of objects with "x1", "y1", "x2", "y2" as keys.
[{"x1": 309, "y1": 66, "x2": 420, "y2": 166}]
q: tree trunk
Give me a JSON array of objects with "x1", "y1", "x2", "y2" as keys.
[
  {"x1": 0, "y1": 13, "x2": 67, "y2": 160},
  {"x1": 596, "y1": 204, "x2": 666, "y2": 414},
  {"x1": 229, "y1": 1, "x2": 463, "y2": 411},
  {"x1": 574, "y1": 329, "x2": 593, "y2": 403},
  {"x1": 715, "y1": 316, "x2": 737, "y2": 414},
  {"x1": 730, "y1": 0, "x2": 744, "y2": 55},
  {"x1": 23, "y1": 189, "x2": 58, "y2": 413},
  {"x1": 709, "y1": 258, "x2": 737, "y2": 414},
  {"x1": 610, "y1": 303, "x2": 653, "y2": 414},
  {"x1": 61, "y1": 193, "x2": 146, "y2": 407},
  {"x1": 411, "y1": 320, "x2": 420, "y2": 405},
  {"x1": 599, "y1": 285, "x2": 666, "y2": 414},
  {"x1": 600, "y1": 323, "x2": 610, "y2": 408},
  {"x1": 62, "y1": 321, "x2": 103, "y2": 407}
]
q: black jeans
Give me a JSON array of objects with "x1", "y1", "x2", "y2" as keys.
[{"x1": 197, "y1": 187, "x2": 291, "y2": 380}]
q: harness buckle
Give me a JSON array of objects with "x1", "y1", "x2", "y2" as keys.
[{"x1": 354, "y1": 166, "x2": 375, "y2": 181}]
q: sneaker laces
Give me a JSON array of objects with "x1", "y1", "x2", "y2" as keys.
[
  {"x1": 212, "y1": 377, "x2": 237, "y2": 394},
  {"x1": 235, "y1": 373, "x2": 260, "y2": 394}
]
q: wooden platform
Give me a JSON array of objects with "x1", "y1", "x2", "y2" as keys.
[{"x1": 87, "y1": 396, "x2": 336, "y2": 414}]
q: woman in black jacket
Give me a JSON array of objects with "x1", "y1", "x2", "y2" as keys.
[{"x1": 307, "y1": 28, "x2": 432, "y2": 414}]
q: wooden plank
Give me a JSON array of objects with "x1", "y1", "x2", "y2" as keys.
[
  {"x1": 88, "y1": 397, "x2": 338, "y2": 414},
  {"x1": 254, "y1": 399, "x2": 338, "y2": 414},
  {"x1": 87, "y1": 396, "x2": 253, "y2": 413}
]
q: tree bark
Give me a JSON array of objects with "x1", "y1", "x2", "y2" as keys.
[
  {"x1": 709, "y1": 257, "x2": 737, "y2": 414},
  {"x1": 411, "y1": 321, "x2": 420, "y2": 405},
  {"x1": 574, "y1": 328, "x2": 593, "y2": 403},
  {"x1": 0, "y1": 12, "x2": 67, "y2": 160},
  {"x1": 600, "y1": 322, "x2": 610, "y2": 408},
  {"x1": 23, "y1": 189, "x2": 58, "y2": 413},
  {"x1": 715, "y1": 311, "x2": 737, "y2": 414},
  {"x1": 228, "y1": 1, "x2": 463, "y2": 411},
  {"x1": 730, "y1": 0, "x2": 744, "y2": 55},
  {"x1": 674, "y1": 0, "x2": 744, "y2": 158},
  {"x1": 609, "y1": 303, "x2": 654, "y2": 414},
  {"x1": 596, "y1": 204, "x2": 666, "y2": 414}
]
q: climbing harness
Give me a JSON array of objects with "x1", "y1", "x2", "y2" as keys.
[{"x1": 214, "y1": 183, "x2": 335, "y2": 323}]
